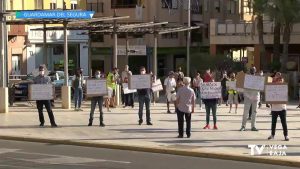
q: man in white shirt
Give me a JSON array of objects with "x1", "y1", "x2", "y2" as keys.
[
  {"x1": 121, "y1": 65, "x2": 134, "y2": 108},
  {"x1": 164, "y1": 71, "x2": 177, "y2": 113}
]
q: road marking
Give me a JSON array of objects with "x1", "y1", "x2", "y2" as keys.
[
  {"x1": 0, "y1": 148, "x2": 20, "y2": 154},
  {"x1": 0, "y1": 164, "x2": 33, "y2": 169},
  {"x1": 10, "y1": 151, "x2": 131, "y2": 164}
]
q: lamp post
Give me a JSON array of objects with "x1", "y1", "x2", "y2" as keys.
[
  {"x1": 187, "y1": 0, "x2": 191, "y2": 76},
  {"x1": 0, "y1": 0, "x2": 8, "y2": 113}
]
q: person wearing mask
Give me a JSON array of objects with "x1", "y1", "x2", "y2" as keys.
[
  {"x1": 192, "y1": 72, "x2": 203, "y2": 110},
  {"x1": 73, "y1": 68, "x2": 84, "y2": 111},
  {"x1": 34, "y1": 65, "x2": 57, "y2": 127},
  {"x1": 228, "y1": 73, "x2": 238, "y2": 114},
  {"x1": 164, "y1": 71, "x2": 177, "y2": 113},
  {"x1": 107, "y1": 68, "x2": 118, "y2": 108},
  {"x1": 176, "y1": 77, "x2": 195, "y2": 138},
  {"x1": 202, "y1": 69, "x2": 219, "y2": 130},
  {"x1": 137, "y1": 66, "x2": 152, "y2": 125},
  {"x1": 240, "y1": 68, "x2": 260, "y2": 131},
  {"x1": 88, "y1": 70, "x2": 105, "y2": 127},
  {"x1": 268, "y1": 72, "x2": 289, "y2": 141},
  {"x1": 122, "y1": 65, "x2": 134, "y2": 108},
  {"x1": 220, "y1": 73, "x2": 229, "y2": 106}
]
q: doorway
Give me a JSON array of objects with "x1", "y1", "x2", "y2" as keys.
[{"x1": 12, "y1": 55, "x2": 21, "y2": 76}]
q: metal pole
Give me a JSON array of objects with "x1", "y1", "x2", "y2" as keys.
[
  {"x1": 113, "y1": 10, "x2": 118, "y2": 68},
  {"x1": 0, "y1": 1, "x2": 5, "y2": 87},
  {"x1": 43, "y1": 23, "x2": 48, "y2": 68},
  {"x1": 63, "y1": 22, "x2": 69, "y2": 86},
  {"x1": 187, "y1": 0, "x2": 191, "y2": 76},
  {"x1": 153, "y1": 34, "x2": 158, "y2": 77},
  {"x1": 125, "y1": 33, "x2": 129, "y2": 64}
]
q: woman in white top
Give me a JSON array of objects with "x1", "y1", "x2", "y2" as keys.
[{"x1": 268, "y1": 72, "x2": 289, "y2": 141}]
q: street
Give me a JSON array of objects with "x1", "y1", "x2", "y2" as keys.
[{"x1": 0, "y1": 139, "x2": 297, "y2": 169}]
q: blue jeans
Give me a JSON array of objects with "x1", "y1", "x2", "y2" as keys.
[
  {"x1": 89, "y1": 96, "x2": 104, "y2": 123},
  {"x1": 74, "y1": 88, "x2": 83, "y2": 108},
  {"x1": 205, "y1": 102, "x2": 217, "y2": 125},
  {"x1": 138, "y1": 95, "x2": 151, "y2": 122}
]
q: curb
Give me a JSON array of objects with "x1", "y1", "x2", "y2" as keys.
[{"x1": 0, "y1": 135, "x2": 299, "y2": 168}]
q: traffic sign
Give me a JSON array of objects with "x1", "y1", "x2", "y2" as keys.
[{"x1": 16, "y1": 10, "x2": 95, "y2": 19}]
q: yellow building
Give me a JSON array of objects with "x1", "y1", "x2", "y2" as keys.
[{"x1": 7, "y1": 0, "x2": 88, "y2": 76}]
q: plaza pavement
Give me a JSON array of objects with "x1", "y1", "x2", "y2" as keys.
[{"x1": 0, "y1": 99, "x2": 299, "y2": 167}]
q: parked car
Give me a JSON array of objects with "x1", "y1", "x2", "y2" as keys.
[{"x1": 9, "y1": 71, "x2": 74, "y2": 106}]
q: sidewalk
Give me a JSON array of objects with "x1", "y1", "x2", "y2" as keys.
[{"x1": 0, "y1": 100, "x2": 299, "y2": 167}]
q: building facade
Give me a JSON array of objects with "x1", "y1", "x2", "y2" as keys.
[
  {"x1": 7, "y1": 0, "x2": 88, "y2": 76},
  {"x1": 79, "y1": 0, "x2": 241, "y2": 76}
]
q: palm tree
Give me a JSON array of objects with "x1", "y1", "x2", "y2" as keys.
[
  {"x1": 273, "y1": 0, "x2": 300, "y2": 72},
  {"x1": 252, "y1": 0, "x2": 269, "y2": 70}
]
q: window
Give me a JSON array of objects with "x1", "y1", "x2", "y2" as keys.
[
  {"x1": 35, "y1": 0, "x2": 43, "y2": 9},
  {"x1": 87, "y1": 0, "x2": 104, "y2": 13},
  {"x1": 214, "y1": 0, "x2": 221, "y2": 13},
  {"x1": 91, "y1": 34, "x2": 104, "y2": 42},
  {"x1": 243, "y1": 0, "x2": 253, "y2": 15},
  {"x1": 161, "y1": 32, "x2": 178, "y2": 39},
  {"x1": 50, "y1": 0, "x2": 57, "y2": 9},
  {"x1": 111, "y1": 0, "x2": 138, "y2": 8},
  {"x1": 162, "y1": 0, "x2": 178, "y2": 9},
  {"x1": 191, "y1": 30, "x2": 202, "y2": 43},
  {"x1": 71, "y1": 0, "x2": 78, "y2": 10},
  {"x1": 192, "y1": 0, "x2": 202, "y2": 14},
  {"x1": 227, "y1": 0, "x2": 237, "y2": 14}
]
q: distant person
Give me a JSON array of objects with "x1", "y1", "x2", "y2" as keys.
[
  {"x1": 220, "y1": 73, "x2": 229, "y2": 106},
  {"x1": 192, "y1": 72, "x2": 203, "y2": 110},
  {"x1": 240, "y1": 68, "x2": 260, "y2": 131},
  {"x1": 175, "y1": 67, "x2": 184, "y2": 82},
  {"x1": 88, "y1": 70, "x2": 105, "y2": 127},
  {"x1": 33, "y1": 65, "x2": 57, "y2": 127},
  {"x1": 228, "y1": 73, "x2": 238, "y2": 114},
  {"x1": 202, "y1": 69, "x2": 219, "y2": 130},
  {"x1": 137, "y1": 66, "x2": 152, "y2": 125},
  {"x1": 176, "y1": 77, "x2": 195, "y2": 138},
  {"x1": 72, "y1": 68, "x2": 84, "y2": 111},
  {"x1": 164, "y1": 71, "x2": 177, "y2": 113},
  {"x1": 122, "y1": 65, "x2": 134, "y2": 108},
  {"x1": 268, "y1": 72, "x2": 289, "y2": 141},
  {"x1": 107, "y1": 68, "x2": 118, "y2": 108}
]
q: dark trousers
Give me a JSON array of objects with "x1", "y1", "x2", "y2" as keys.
[
  {"x1": 271, "y1": 110, "x2": 288, "y2": 136},
  {"x1": 89, "y1": 96, "x2": 104, "y2": 123},
  {"x1": 249, "y1": 104, "x2": 252, "y2": 118},
  {"x1": 124, "y1": 93, "x2": 134, "y2": 107},
  {"x1": 138, "y1": 95, "x2": 151, "y2": 122},
  {"x1": 176, "y1": 109, "x2": 191, "y2": 136},
  {"x1": 205, "y1": 102, "x2": 217, "y2": 125},
  {"x1": 36, "y1": 100, "x2": 56, "y2": 125}
]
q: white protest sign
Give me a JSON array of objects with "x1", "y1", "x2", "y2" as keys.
[
  {"x1": 129, "y1": 74, "x2": 152, "y2": 89},
  {"x1": 28, "y1": 84, "x2": 54, "y2": 100},
  {"x1": 86, "y1": 79, "x2": 107, "y2": 97},
  {"x1": 200, "y1": 82, "x2": 222, "y2": 99},
  {"x1": 244, "y1": 74, "x2": 265, "y2": 91},
  {"x1": 123, "y1": 83, "x2": 137, "y2": 94},
  {"x1": 152, "y1": 79, "x2": 163, "y2": 92},
  {"x1": 265, "y1": 84, "x2": 288, "y2": 104},
  {"x1": 226, "y1": 81, "x2": 237, "y2": 90}
]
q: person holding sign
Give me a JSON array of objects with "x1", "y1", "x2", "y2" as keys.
[
  {"x1": 33, "y1": 65, "x2": 57, "y2": 127},
  {"x1": 164, "y1": 71, "x2": 177, "y2": 113},
  {"x1": 192, "y1": 72, "x2": 203, "y2": 110},
  {"x1": 122, "y1": 65, "x2": 134, "y2": 108},
  {"x1": 88, "y1": 71, "x2": 106, "y2": 127},
  {"x1": 268, "y1": 72, "x2": 289, "y2": 141},
  {"x1": 202, "y1": 69, "x2": 219, "y2": 130},
  {"x1": 72, "y1": 68, "x2": 84, "y2": 111},
  {"x1": 107, "y1": 68, "x2": 118, "y2": 108},
  {"x1": 228, "y1": 73, "x2": 239, "y2": 114},
  {"x1": 137, "y1": 67, "x2": 152, "y2": 125},
  {"x1": 176, "y1": 77, "x2": 195, "y2": 138},
  {"x1": 240, "y1": 68, "x2": 260, "y2": 132}
]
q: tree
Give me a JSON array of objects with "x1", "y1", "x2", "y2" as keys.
[
  {"x1": 252, "y1": 0, "x2": 269, "y2": 71},
  {"x1": 273, "y1": 0, "x2": 300, "y2": 72}
]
